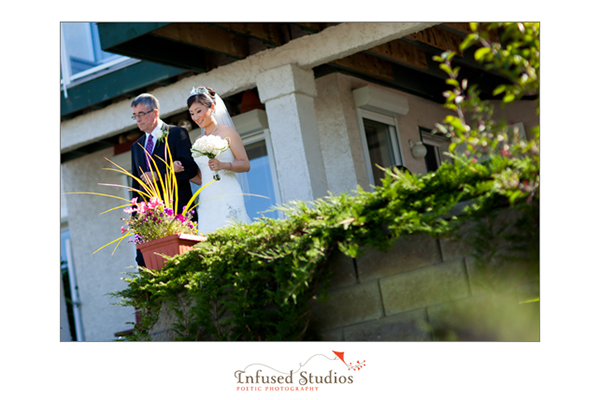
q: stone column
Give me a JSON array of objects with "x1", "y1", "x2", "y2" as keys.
[{"x1": 256, "y1": 63, "x2": 328, "y2": 204}]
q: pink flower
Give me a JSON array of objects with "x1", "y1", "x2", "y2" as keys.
[
  {"x1": 136, "y1": 202, "x2": 147, "y2": 214},
  {"x1": 121, "y1": 226, "x2": 127, "y2": 234},
  {"x1": 147, "y1": 197, "x2": 163, "y2": 210},
  {"x1": 131, "y1": 197, "x2": 138, "y2": 205}
]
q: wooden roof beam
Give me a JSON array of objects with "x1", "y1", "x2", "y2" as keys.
[
  {"x1": 406, "y1": 25, "x2": 464, "y2": 56},
  {"x1": 153, "y1": 23, "x2": 249, "y2": 59},
  {"x1": 330, "y1": 51, "x2": 395, "y2": 81},
  {"x1": 293, "y1": 23, "x2": 327, "y2": 33},
  {"x1": 212, "y1": 23, "x2": 285, "y2": 47},
  {"x1": 365, "y1": 39, "x2": 429, "y2": 70}
]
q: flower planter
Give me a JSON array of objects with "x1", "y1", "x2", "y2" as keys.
[{"x1": 136, "y1": 233, "x2": 206, "y2": 270}]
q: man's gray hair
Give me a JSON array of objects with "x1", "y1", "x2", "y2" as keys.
[{"x1": 131, "y1": 93, "x2": 160, "y2": 112}]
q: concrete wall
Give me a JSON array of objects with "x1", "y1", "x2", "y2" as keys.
[
  {"x1": 314, "y1": 73, "x2": 539, "y2": 181},
  {"x1": 315, "y1": 73, "x2": 368, "y2": 193},
  {"x1": 311, "y1": 207, "x2": 539, "y2": 341},
  {"x1": 61, "y1": 149, "x2": 136, "y2": 341},
  {"x1": 314, "y1": 73, "x2": 453, "y2": 185},
  {"x1": 147, "y1": 207, "x2": 538, "y2": 341}
]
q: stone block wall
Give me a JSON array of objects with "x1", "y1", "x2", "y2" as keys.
[
  {"x1": 311, "y1": 208, "x2": 539, "y2": 341},
  {"x1": 148, "y1": 207, "x2": 539, "y2": 341}
]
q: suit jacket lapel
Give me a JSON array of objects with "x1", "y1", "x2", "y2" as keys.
[
  {"x1": 156, "y1": 123, "x2": 173, "y2": 159},
  {"x1": 154, "y1": 129, "x2": 165, "y2": 160},
  {"x1": 134, "y1": 123, "x2": 170, "y2": 173}
]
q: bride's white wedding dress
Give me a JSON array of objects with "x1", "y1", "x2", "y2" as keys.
[{"x1": 194, "y1": 147, "x2": 251, "y2": 234}]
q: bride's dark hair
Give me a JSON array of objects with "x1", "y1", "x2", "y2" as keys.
[{"x1": 187, "y1": 86, "x2": 217, "y2": 109}]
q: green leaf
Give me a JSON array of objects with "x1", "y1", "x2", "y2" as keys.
[
  {"x1": 446, "y1": 78, "x2": 460, "y2": 88},
  {"x1": 493, "y1": 85, "x2": 506, "y2": 96},
  {"x1": 503, "y1": 93, "x2": 515, "y2": 103},
  {"x1": 439, "y1": 63, "x2": 453, "y2": 76},
  {"x1": 509, "y1": 190, "x2": 522, "y2": 204},
  {"x1": 460, "y1": 36, "x2": 476, "y2": 52},
  {"x1": 474, "y1": 47, "x2": 491, "y2": 61}
]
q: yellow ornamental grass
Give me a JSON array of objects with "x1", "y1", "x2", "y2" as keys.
[{"x1": 66, "y1": 142, "x2": 215, "y2": 254}]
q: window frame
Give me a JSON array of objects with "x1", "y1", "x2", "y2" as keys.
[
  {"x1": 60, "y1": 225, "x2": 85, "y2": 341},
  {"x1": 419, "y1": 127, "x2": 451, "y2": 172},
  {"x1": 238, "y1": 127, "x2": 283, "y2": 220},
  {"x1": 60, "y1": 22, "x2": 135, "y2": 97},
  {"x1": 356, "y1": 108, "x2": 404, "y2": 186}
]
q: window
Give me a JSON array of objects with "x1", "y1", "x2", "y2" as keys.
[
  {"x1": 61, "y1": 23, "x2": 134, "y2": 97},
  {"x1": 60, "y1": 227, "x2": 84, "y2": 341},
  {"x1": 238, "y1": 131, "x2": 281, "y2": 221},
  {"x1": 419, "y1": 127, "x2": 451, "y2": 173},
  {"x1": 353, "y1": 85, "x2": 409, "y2": 187},
  {"x1": 62, "y1": 23, "x2": 115, "y2": 74},
  {"x1": 357, "y1": 110, "x2": 403, "y2": 185}
]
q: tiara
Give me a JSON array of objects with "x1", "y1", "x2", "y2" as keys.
[{"x1": 190, "y1": 86, "x2": 210, "y2": 96}]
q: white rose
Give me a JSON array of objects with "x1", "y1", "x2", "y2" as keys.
[{"x1": 192, "y1": 135, "x2": 229, "y2": 158}]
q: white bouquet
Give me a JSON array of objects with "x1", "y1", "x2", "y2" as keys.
[{"x1": 191, "y1": 135, "x2": 230, "y2": 180}]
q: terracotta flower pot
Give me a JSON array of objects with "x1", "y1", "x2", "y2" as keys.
[{"x1": 136, "y1": 233, "x2": 206, "y2": 270}]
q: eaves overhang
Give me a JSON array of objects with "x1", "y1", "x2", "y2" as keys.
[
  {"x1": 62, "y1": 23, "x2": 538, "y2": 164},
  {"x1": 61, "y1": 60, "x2": 187, "y2": 119},
  {"x1": 96, "y1": 22, "x2": 530, "y2": 104}
]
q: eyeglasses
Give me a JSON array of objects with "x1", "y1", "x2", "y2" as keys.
[{"x1": 131, "y1": 110, "x2": 155, "y2": 120}]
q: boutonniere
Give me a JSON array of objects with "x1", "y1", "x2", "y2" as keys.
[{"x1": 156, "y1": 126, "x2": 169, "y2": 143}]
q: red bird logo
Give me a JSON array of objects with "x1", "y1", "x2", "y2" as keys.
[{"x1": 332, "y1": 351, "x2": 366, "y2": 371}]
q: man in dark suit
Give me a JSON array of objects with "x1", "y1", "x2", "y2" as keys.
[{"x1": 130, "y1": 93, "x2": 198, "y2": 266}]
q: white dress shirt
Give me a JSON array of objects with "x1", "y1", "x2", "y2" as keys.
[{"x1": 144, "y1": 119, "x2": 165, "y2": 151}]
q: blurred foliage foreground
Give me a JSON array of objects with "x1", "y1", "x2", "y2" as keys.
[{"x1": 111, "y1": 23, "x2": 540, "y2": 341}]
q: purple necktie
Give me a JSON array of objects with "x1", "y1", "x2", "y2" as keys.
[{"x1": 145, "y1": 135, "x2": 154, "y2": 171}]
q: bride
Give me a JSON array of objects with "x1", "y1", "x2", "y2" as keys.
[{"x1": 173, "y1": 86, "x2": 251, "y2": 234}]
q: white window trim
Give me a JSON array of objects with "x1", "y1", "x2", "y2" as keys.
[
  {"x1": 232, "y1": 109, "x2": 283, "y2": 219},
  {"x1": 353, "y1": 85, "x2": 409, "y2": 116},
  {"x1": 356, "y1": 108, "x2": 405, "y2": 187},
  {"x1": 69, "y1": 56, "x2": 136, "y2": 82},
  {"x1": 61, "y1": 232, "x2": 85, "y2": 341},
  {"x1": 352, "y1": 85, "x2": 410, "y2": 187},
  {"x1": 421, "y1": 129, "x2": 451, "y2": 169},
  {"x1": 60, "y1": 22, "x2": 138, "y2": 97},
  {"x1": 61, "y1": 57, "x2": 139, "y2": 93},
  {"x1": 239, "y1": 128, "x2": 283, "y2": 218}
]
